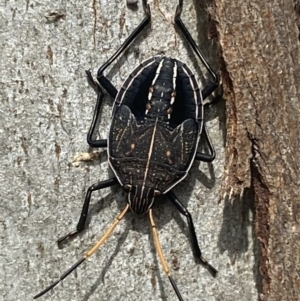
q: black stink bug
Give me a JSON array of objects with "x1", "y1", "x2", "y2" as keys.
[
  {"x1": 34, "y1": 1, "x2": 219, "y2": 300},
  {"x1": 108, "y1": 56, "x2": 213, "y2": 214}
]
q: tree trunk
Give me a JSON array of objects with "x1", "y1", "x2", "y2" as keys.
[{"x1": 213, "y1": 0, "x2": 300, "y2": 300}]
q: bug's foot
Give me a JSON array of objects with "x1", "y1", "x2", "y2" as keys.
[
  {"x1": 57, "y1": 229, "x2": 78, "y2": 244},
  {"x1": 199, "y1": 256, "x2": 218, "y2": 277}
]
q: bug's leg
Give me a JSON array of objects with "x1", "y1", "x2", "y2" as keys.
[
  {"x1": 195, "y1": 123, "x2": 215, "y2": 162},
  {"x1": 166, "y1": 191, "x2": 217, "y2": 276},
  {"x1": 97, "y1": 0, "x2": 151, "y2": 80},
  {"x1": 86, "y1": 70, "x2": 111, "y2": 147},
  {"x1": 149, "y1": 208, "x2": 184, "y2": 301},
  {"x1": 34, "y1": 204, "x2": 130, "y2": 299},
  {"x1": 57, "y1": 177, "x2": 119, "y2": 243},
  {"x1": 174, "y1": 0, "x2": 218, "y2": 100},
  {"x1": 87, "y1": 0, "x2": 151, "y2": 147}
]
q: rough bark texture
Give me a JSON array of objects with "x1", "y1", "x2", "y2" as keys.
[{"x1": 212, "y1": 1, "x2": 300, "y2": 300}]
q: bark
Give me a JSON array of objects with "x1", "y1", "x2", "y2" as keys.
[{"x1": 212, "y1": 1, "x2": 300, "y2": 300}]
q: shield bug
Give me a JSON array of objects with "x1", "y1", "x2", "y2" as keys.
[{"x1": 34, "y1": 1, "x2": 219, "y2": 300}]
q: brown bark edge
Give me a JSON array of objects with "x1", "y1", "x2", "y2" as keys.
[{"x1": 211, "y1": 1, "x2": 300, "y2": 300}]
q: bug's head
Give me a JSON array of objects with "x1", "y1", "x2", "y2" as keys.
[{"x1": 124, "y1": 184, "x2": 161, "y2": 214}]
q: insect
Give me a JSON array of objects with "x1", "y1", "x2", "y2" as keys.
[{"x1": 34, "y1": 0, "x2": 219, "y2": 300}]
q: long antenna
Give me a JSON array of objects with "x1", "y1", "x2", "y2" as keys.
[
  {"x1": 34, "y1": 205, "x2": 130, "y2": 299},
  {"x1": 149, "y1": 208, "x2": 184, "y2": 301}
]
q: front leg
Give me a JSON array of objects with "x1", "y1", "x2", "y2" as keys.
[
  {"x1": 86, "y1": 71, "x2": 117, "y2": 148},
  {"x1": 86, "y1": 0, "x2": 151, "y2": 148}
]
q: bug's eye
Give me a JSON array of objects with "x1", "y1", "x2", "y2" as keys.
[
  {"x1": 124, "y1": 184, "x2": 136, "y2": 194},
  {"x1": 123, "y1": 184, "x2": 136, "y2": 194},
  {"x1": 123, "y1": 185, "x2": 130, "y2": 192},
  {"x1": 154, "y1": 190, "x2": 161, "y2": 197}
]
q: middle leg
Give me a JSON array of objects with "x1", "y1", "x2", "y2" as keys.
[{"x1": 195, "y1": 123, "x2": 216, "y2": 162}]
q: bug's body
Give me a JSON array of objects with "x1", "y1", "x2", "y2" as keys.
[
  {"x1": 34, "y1": 1, "x2": 219, "y2": 301},
  {"x1": 109, "y1": 57, "x2": 203, "y2": 214}
]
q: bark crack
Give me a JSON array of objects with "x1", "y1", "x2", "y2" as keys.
[{"x1": 248, "y1": 129, "x2": 272, "y2": 298}]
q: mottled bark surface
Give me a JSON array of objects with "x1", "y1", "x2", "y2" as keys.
[{"x1": 212, "y1": 1, "x2": 300, "y2": 300}]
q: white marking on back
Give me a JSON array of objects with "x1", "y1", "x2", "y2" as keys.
[
  {"x1": 148, "y1": 59, "x2": 165, "y2": 101},
  {"x1": 141, "y1": 119, "x2": 158, "y2": 196},
  {"x1": 160, "y1": 90, "x2": 164, "y2": 103},
  {"x1": 151, "y1": 59, "x2": 164, "y2": 87},
  {"x1": 181, "y1": 64, "x2": 199, "y2": 118},
  {"x1": 170, "y1": 61, "x2": 177, "y2": 105}
]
